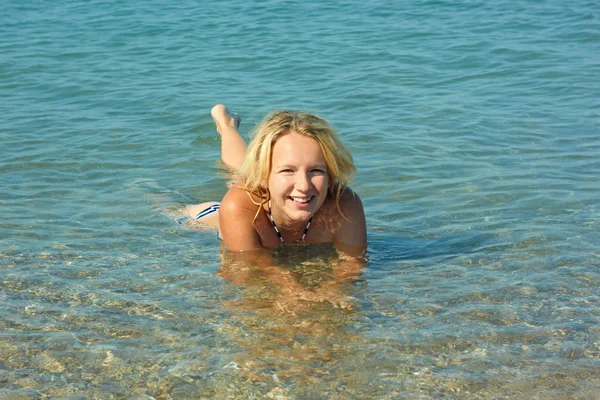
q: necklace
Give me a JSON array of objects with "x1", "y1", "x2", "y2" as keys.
[{"x1": 268, "y1": 200, "x2": 313, "y2": 245}]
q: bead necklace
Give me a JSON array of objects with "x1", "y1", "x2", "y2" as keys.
[{"x1": 268, "y1": 200, "x2": 313, "y2": 245}]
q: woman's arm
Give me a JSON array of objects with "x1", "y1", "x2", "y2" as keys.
[
  {"x1": 218, "y1": 248, "x2": 327, "y2": 306},
  {"x1": 219, "y1": 185, "x2": 263, "y2": 251}
]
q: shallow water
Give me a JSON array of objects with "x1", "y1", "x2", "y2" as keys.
[{"x1": 1, "y1": 0, "x2": 599, "y2": 398}]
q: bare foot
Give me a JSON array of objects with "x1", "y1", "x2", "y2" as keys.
[{"x1": 211, "y1": 104, "x2": 241, "y2": 135}]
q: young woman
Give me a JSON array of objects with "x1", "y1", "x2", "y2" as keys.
[{"x1": 184, "y1": 104, "x2": 367, "y2": 257}]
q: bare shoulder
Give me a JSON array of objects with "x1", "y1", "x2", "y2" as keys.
[
  {"x1": 221, "y1": 183, "x2": 259, "y2": 211},
  {"x1": 333, "y1": 187, "x2": 367, "y2": 253},
  {"x1": 338, "y1": 187, "x2": 364, "y2": 216},
  {"x1": 219, "y1": 183, "x2": 263, "y2": 251}
]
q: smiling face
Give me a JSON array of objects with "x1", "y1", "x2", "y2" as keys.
[{"x1": 267, "y1": 132, "x2": 330, "y2": 228}]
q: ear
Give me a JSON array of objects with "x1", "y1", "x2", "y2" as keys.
[{"x1": 260, "y1": 183, "x2": 270, "y2": 201}]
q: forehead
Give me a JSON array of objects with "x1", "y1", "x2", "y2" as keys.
[{"x1": 271, "y1": 132, "x2": 326, "y2": 166}]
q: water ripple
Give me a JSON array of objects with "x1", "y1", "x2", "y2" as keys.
[{"x1": 1, "y1": 0, "x2": 599, "y2": 397}]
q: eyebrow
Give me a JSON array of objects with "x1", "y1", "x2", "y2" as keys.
[{"x1": 275, "y1": 163, "x2": 328, "y2": 169}]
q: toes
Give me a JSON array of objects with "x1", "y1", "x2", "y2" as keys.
[{"x1": 232, "y1": 112, "x2": 241, "y2": 128}]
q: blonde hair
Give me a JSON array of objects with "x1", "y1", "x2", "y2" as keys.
[{"x1": 238, "y1": 110, "x2": 356, "y2": 212}]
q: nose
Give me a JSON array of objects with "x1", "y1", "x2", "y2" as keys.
[{"x1": 295, "y1": 171, "x2": 312, "y2": 192}]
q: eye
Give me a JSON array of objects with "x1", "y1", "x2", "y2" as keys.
[
  {"x1": 280, "y1": 168, "x2": 294, "y2": 173},
  {"x1": 312, "y1": 168, "x2": 326, "y2": 174}
]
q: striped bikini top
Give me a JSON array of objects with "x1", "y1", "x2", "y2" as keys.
[{"x1": 268, "y1": 200, "x2": 313, "y2": 245}]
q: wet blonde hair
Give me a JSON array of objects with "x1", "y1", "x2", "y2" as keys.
[{"x1": 238, "y1": 110, "x2": 356, "y2": 212}]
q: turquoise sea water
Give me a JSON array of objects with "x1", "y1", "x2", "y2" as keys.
[{"x1": 1, "y1": 0, "x2": 599, "y2": 398}]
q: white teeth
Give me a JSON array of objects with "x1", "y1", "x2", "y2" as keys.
[{"x1": 291, "y1": 197, "x2": 310, "y2": 203}]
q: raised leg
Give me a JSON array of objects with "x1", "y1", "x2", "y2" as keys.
[
  {"x1": 178, "y1": 105, "x2": 245, "y2": 233},
  {"x1": 211, "y1": 104, "x2": 246, "y2": 170}
]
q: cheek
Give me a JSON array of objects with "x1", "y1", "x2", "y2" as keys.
[
  {"x1": 314, "y1": 176, "x2": 329, "y2": 191},
  {"x1": 268, "y1": 175, "x2": 291, "y2": 193}
]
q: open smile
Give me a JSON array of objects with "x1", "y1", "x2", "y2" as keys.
[{"x1": 289, "y1": 196, "x2": 314, "y2": 206}]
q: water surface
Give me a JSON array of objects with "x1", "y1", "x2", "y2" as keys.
[{"x1": 1, "y1": 0, "x2": 599, "y2": 398}]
